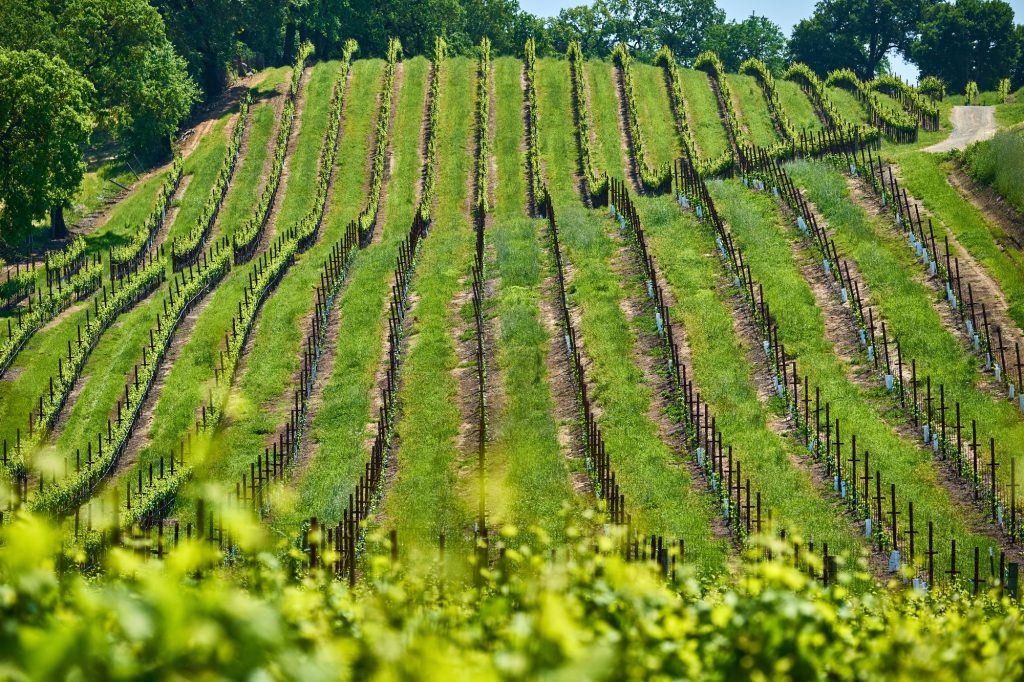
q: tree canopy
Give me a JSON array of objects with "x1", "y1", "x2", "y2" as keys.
[
  {"x1": 788, "y1": 0, "x2": 931, "y2": 79},
  {"x1": 0, "y1": 0, "x2": 198, "y2": 160},
  {"x1": 707, "y1": 14, "x2": 787, "y2": 74},
  {"x1": 910, "y1": 0, "x2": 1020, "y2": 92},
  {"x1": 0, "y1": 49, "x2": 93, "y2": 237}
]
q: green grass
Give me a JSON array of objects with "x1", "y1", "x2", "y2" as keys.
[
  {"x1": 873, "y1": 91, "x2": 908, "y2": 120},
  {"x1": 165, "y1": 117, "x2": 231, "y2": 245},
  {"x1": 180, "y1": 59, "x2": 383, "y2": 496},
  {"x1": 709, "y1": 179, "x2": 992, "y2": 566},
  {"x1": 67, "y1": 162, "x2": 139, "y2": 229},
  {"x1": 102, "y1": 98, "x2": 294, "y2": 499},
  {"x1": 637, "y1": 196, "x2": 861, "y2": 555},
  {"x1": 678, "y1": 68, "x2": 730, "y2": 162},
  {"x1": 91, "y1": 59, "x2": 360, "y2": 508},
  {"x1": 376, "y1": 56, "x2": 476, "y2": 560},
  {"x1": 787, "y1": 159, "x2": 1024, "y2": 488},
  {"x1": 776, "y1": 79, "x2": 825, "y2": 133},
  {"x1": 632, "y1": 63, "x2": 679, "y2": 170},
  {"x1": 826, "y1": 87, "x2": 870, "y2": 125},
  {"x1": 630, "y1": 65, "x2": 860, "y2": 556},
  {"x1": 279, "y1": 56, "x2": 428, "y2": 527},
  {"x1": 727, "y1": 73, "x2": 780, "y2": 148},
  {"x1": 254, "y1": 67, "x2": 290, "y2": 96},
  {"x1": 539, "y1": 57, "x2": 727, "y2": 571},
  {"x1": 487, "y1": 56, "x2": 579, "y2": 537},
  {"x1": 962, "y1": 128, "x2": 1024, "y2": 215},
  {"x1": 584, "y1": 60, "x2": 624, "y2": 180},
  {"x1": 84, "y1": 170, "x2": 172, "y2": 258},
  {"x1": 0, "y1": 305, "x2": 94, "y2": 452},
  {"x1": 260, "y1": 61, "x2": 339, "y2": 238},
  {"x1": 995, "y1": 101, "x2": 1024, "y2": 128},
  {"x1": 33, "y1": 106, "x2": 235, "y2": 463},
  {"x1": 887, "y1": 151, "x2": 1024, "y2": 333},
  {"x1": 215, "y1": 103, "x2": 277, "y2": 240},
  {"x1": 0, "y1": 102, "x2": 259, "y2": 463}
]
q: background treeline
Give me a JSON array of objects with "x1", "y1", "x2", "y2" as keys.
[{"x1": 2, "y1": 0, "x2": 1024, "y2": 240}]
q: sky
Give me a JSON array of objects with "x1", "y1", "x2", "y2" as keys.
[{"x1": 519, "y1": 0, "x2": 1024, "y2": 82}]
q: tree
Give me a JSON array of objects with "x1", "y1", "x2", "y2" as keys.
[
  {"x1": 707, "y1": 14, "x2": 786, "y2": 73},
  {"x1": 649, "y1": 0, "x2": 725, "y2": 63},
  {"x1": 464, "y1": 0, "x2": 521, "y2": 55},
  {"x1": 114, "y1": 43, "x2": 200, "y2": 158},
  {"x1": 548, "y1": 0, "x2": 725, "y2": 61},
  {"x1": 0, "y1": 0, "x2": 199, "y2": 161},
  {"x1": 0, "y1": 50, "x2": 93, "y2": 239},
  {"x1": 1013, "y1": 24, "x2": 1024, "y2": 91},
  {"x1": 154, "y1": 0, "x2": 243, "y2": 97},
  {"x1": 363, "y1": 0, "x2": 466, "y2": 57},
  {"x1": 788, "y1": 0, "x2": 932, "y2": 79},
  {"x1": 0, "y1": 0, "x2": 58, "y2": 52},
  {"x1": 911, "y1": 0, "x2": 1020, "y2": 92},
  {"x1": 549, "y1": 5, "x2": 607, "y2": 57}
]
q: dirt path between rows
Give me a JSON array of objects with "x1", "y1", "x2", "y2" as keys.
[
  {"x1": 851, "y1": 167, "x2": 1024, "y2": 401},
  {"x1": 785, "y1": 186, "x2": 1024, "y2": 564},
  {"x1": 611, "y1": 65, "x2": 641, "y2": 193},
  {"x1": 925, "y1": 106, "x2": 997, "y2": 152}
]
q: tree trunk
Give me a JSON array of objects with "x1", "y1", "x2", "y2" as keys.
[{"x1": 50, "y1": 205, "x2": 67, "y2": 240}]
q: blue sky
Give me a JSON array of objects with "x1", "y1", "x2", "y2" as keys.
[{"x1": 519, "y1": 0, "x2": 1024, "y2": 81}]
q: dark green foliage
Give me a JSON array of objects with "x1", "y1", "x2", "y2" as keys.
[
  {"x1": 706, "y1": 14, "x2": 786, "y2": 74},
  {"x1": 0, "y1": 0, "x2": 199, "y2": 160},
  {"x1": 911, "y1": 0, "x2": 1020, "y2": 92},
  {"x1": 788, "y1": 0, "x2": 929, "y2": 79},
  {"x1": 0, "y1": 49, "x2": 93, "y2": 237},
  {"x1": 547, "y1": 0, "x2": 725, "y2": 61}
]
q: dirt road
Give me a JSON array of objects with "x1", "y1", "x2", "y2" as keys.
[{"x1": 925, "y1": 106, "x2": 997, "y2": 152}]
